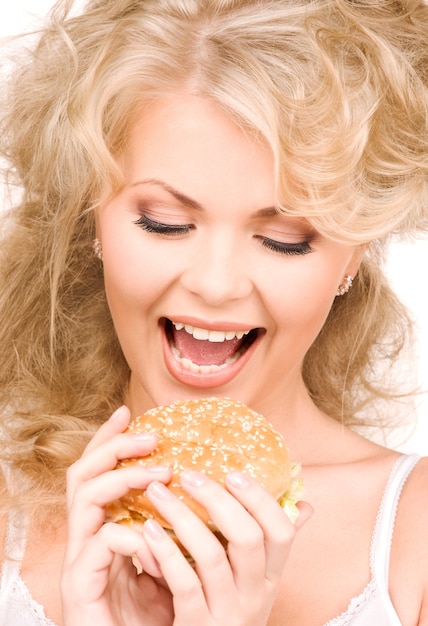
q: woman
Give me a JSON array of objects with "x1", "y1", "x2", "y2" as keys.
[{"x1": 0, "y1": 1, "x2": 427, "y2": 624}]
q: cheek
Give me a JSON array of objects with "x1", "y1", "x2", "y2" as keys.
[
  {"x1": 261, "y1": 259, "x2": 339, "y2": 334},
  {"x1": 272, "y1": 290, "x2": 333, "y2": 337},
  {"x1": 101, "y1": 235, "x2": 180, "y2": 319}
]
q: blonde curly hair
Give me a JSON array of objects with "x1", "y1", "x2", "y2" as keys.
[{"x1": 0, "y1": 0, "x2": 427, "y2": 518}]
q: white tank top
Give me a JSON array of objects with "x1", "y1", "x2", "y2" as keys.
[
  {"x1": 0, "y1": 508, "x2": 57, "y2": 626},
  {"x1": 0, "y1": 454, "x2": 421, "y2": 626},
  {"x1": 325, "y1": 453, "x2": 421, "y2": 625}
]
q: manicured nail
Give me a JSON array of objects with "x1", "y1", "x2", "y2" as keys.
[
  {"x1": 226, "y1": 471, "x2": 251, "y2": 489},
  {"x1": 144, "y1": 519, "x2": 165, "y2": 539},
  {"x1": 131, "y1": 432, "x2": 157, "y2": 442},
  {"x1": 109, "y1": 405, "x2": 127, "y2": 420},
  {"x1": 180, "y1": 470, "x2": 206, "y2": 487},
  {"x1": 145, "y1": 464, "x2": 171, "y2": 473},
  {"x1": 146, "y1": 481, "x2": 173, "y2": 500}
]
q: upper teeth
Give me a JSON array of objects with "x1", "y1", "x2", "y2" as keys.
[{"x1": 172, "y1": 321, "x2": 250, "y2": 343}]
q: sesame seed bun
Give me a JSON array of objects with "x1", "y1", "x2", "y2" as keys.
[{"x1": 106, "y1": 397, "x2": 298, "y2": 549}]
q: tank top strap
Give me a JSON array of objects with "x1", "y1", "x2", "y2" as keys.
[
  {"x1": 0, "y1": 509, "x2": 28, "y2": 591},
  {"x1": 369, "y1": 453, "x2": 421, "y2": 585}
]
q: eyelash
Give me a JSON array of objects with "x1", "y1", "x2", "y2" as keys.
[
  {"x1": 135, "y1": 215, "x2": 313, "y2": 256},
  {"x1": 134, "y1": 214, "x2": 192, "y2": 236},
  {"x1": 260, "y1": 237, "x2": 313, "y2": 256}
]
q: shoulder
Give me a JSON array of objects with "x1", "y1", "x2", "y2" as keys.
[
  {"x1": 396, "y1": 455, "x2": 428, "y2": 530},
  {"x1": 397, "y1": 455, "x2": 428, "y2": 547},
  {"x1": 390, "y1": 456, "x2": 428, "y2": 625},
  {"x1": 403, "y1": 454, "x2": 428, "y2": 493},
  {"x1": 396, "y1": 456, "x2": 428, "y2": 545}
]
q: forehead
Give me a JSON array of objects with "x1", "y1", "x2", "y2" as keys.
[{"x1": 120, "y1": 94, "x2": 276, "y2": 210}]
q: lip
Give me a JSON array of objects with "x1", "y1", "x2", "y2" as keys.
[{"x1": 160, "y1": 317, "x2": 265, "y2": 389}]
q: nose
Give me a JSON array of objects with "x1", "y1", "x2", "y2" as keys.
[{"x1": 180, "y1": 233, "x2": 253, "y2": 306}]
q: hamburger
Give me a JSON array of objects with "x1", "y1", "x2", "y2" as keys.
[{"x1": 106, "y1": 397, "x2": 303, "y2": 553}]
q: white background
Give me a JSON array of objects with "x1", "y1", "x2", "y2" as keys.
[{"x1": 2, "y1": 1, "x2": 427, "y2": 454}]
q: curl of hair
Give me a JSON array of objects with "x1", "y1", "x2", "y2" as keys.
[{"x1": 0, "y1": 0, "x2": 427, "y2": 517}]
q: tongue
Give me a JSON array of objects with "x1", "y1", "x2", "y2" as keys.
[{"x1": 173, "y1": 327, "x2": 243, "y2": 366}]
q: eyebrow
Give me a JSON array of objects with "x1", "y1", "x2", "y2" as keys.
[
  {"x1": 130, "y1": 178, "x2": 279, "y2": 218},
  {"x1": 131, "y1": 178, "x2": 203, "y2": 211}
]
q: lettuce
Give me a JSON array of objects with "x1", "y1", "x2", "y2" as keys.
[{"x1": 279, "y1": 462, "x2": 304, "y2": 524}]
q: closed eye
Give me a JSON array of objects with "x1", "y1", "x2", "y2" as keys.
[
  {"x1": 257, "y1": 236, "x2": 313, "y2": 256},
  {"x1": 134, "y1": 214, "x2": 193, "y2": 236},
  {"x1": 135, "y1": 215, "x2": 312, "y2": 255}
]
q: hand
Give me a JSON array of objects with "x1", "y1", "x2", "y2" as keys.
[
  {"x1": 140, "y1": 467, "x2": 312, "y2": 626},
  {"x1": 61, "y1": 405, "x2": 175, "y2": 626}
]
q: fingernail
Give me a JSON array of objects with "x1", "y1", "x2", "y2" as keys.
[
  {"x1": 226, "y1": 471, "x2": 250, "y2": 489},
  {"x1": 146, "y1": 481, "x2": 173, "y2": 500},
  {"x1": 144, "y1": 519, "x2": 165, "y2": 539},
  {"x1": 109, "y1": 405, "x2": 127, "y2": 420},
  {"x1": 145, "y1": 464, "x2": 170, "y2": 473},
  {"x1": 131, "y1": 432, "x2": 157, "y2": 442},
  {"x1": 180, "y1": 470, "x2": 206, "y2": 487}
]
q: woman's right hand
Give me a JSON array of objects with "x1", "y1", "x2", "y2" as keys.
[{"x1": 61, "y1": 405, "x2": 175, "y2": 626}]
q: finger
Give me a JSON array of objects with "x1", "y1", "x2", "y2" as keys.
[
  {"x1": 294, "y1": 500, "x2": 314, "y2": 530},
  {"x1": 82, "y1": 405, "x2": 132, "y2": 455},
  {"x1": 144, "y1": 479, "x2": 239, "y2": 612},
  {"x1": 141, "y1": 519, "x2": 210, "y2": 624},
  {"x1": 179, "y1": 471, "x2": 270, "y2": 597},
  {"x1": 172, "y1": 470, "x2": 300, "y2": 601},
  {"x1": 62, "y1": 522, "x2": 162, "y2": 604},
  {"x1": 224, "y1": 471, "x2": 307, "y2": 585},
  {"x1": 66, "y1": 464, "x2": 172, "y2": 562},
  {"x1": 66, "y1": 430, "x2": 159, "y2": 507}
]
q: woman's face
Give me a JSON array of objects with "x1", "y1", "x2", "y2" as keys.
[{"x1": 97, "y1": 95, "x2": 362, "y2": 418}]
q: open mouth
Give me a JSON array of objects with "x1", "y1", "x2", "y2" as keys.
[{"x1": 163, "y1": 318, "x2": 262, "y2": 375}]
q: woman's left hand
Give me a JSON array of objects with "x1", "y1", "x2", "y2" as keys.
[{"x1": 140, "y1": 467, "x2": 312, "y2": 626}]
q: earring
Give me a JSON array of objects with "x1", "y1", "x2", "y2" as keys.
[
  {"x1": 336, "y1": 274, "x2": 353, "y2": 296},
  {"x1": 93, "y1": 237, "x2": 103, "y2": 261}
]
